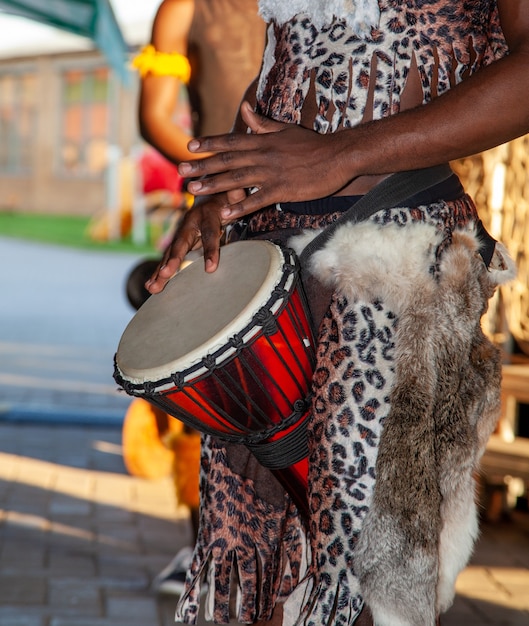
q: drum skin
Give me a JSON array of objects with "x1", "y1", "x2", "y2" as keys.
[{"x1": 114, "y1": 241, "x2": 315, "y2": 519}]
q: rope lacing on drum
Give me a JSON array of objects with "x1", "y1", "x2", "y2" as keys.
[
  {"x1": 243, "y1": 395, "x2": 312, "y2": 445},
  {"x1": 144, "y1": 381, "x2": 157, "y2": 394},
  {"x1": 228, "y1": 335, "x2": 245, "y2": 351},
  {"x1": 293, "y1": 398, "x2": 307, "y2": 413},
  {"x1": 245, "y1": 398, "x2": 312, "y2": 469},
  {"x1": 254, "y1": 308, "x2": 278, "y2": 335},
  {"x1": 121, "y1": 380, "x2": 135, "y2": 395},
  {"x1": 113, "y1": 361, "x2": 141, "y2": 397},
  {"x1": 171, "y1": 372, "x2": 185, "y2": 389},
  {"x1": 203, "y1": 354, "x2": 218, "y2": 371},
  {"x1": 115, "y1": 376, "x2": 131, "y2": 394}
]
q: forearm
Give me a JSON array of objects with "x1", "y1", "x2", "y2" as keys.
[
  {"x1": 139, "y1": 112, "x2": 196, "y2": 165},
  {"x1": 348, "y1": 49, "x2": 529, "y2": 179},
  {"x1": 176, "y1": 4, "x2": 529, "y2": 215}
]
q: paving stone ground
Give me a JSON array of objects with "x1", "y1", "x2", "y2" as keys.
[{"x1": 0, "y1": 422, "x2": 528, "y2": 626}]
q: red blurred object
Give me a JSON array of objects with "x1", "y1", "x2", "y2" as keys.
[{"x1": 139, "y1": 146, "x2": 183, "y2": 194}]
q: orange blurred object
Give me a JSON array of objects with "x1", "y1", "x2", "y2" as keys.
[
  {"x1": 165, "y1": 430, "x2": 201, "y2": 509},
  {"x1": 122, "y1": 397, "x2": 183, "y2": 479}
]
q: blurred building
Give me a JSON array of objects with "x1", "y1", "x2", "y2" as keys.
[{"x1": 0, "y1": 6, "x2": 155, "y2": 216}]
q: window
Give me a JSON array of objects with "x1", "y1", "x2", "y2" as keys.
[
  {"x1": 59, "y1": 66, "x2": 114, "y2": 177},
  {"x1": 0, "y1": 71, "x2": 37, "y2": 174}
]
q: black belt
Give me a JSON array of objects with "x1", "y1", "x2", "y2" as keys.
[{"x1": 277, "y1": 173, "x2": 465, "y2": 215}]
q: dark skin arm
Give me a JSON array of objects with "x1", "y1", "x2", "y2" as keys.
[{"x1": 146, "y1": 0, "x2": 529, "y2": 293}]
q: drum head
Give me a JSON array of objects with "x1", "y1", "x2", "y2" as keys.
[{"x1": 115, "y1": 240, "x2": 285, "y2": 384}]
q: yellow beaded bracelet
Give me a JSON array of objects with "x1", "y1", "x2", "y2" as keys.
[{"x1": 131, "y1": 45, "x2": 191, "y2": 83}]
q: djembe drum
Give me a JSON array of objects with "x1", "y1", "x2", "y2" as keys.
[{"x1": 113, "y1": 241, "x2": 315, "y2": 519}]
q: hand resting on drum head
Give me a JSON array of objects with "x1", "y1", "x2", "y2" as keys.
[{"x1": 146, "y1": 188, "x2": 247, "y2": 294}]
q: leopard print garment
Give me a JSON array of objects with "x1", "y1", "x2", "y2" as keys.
[
  {"x1": 175, "y1": 440, "x2": 308, "y2": 624},
  {"x1": 174, "y1": 2, "x2": 507, "y2": 624},
  {"x1": 256, "y1": 0, "x2": 508, "y2": 130}
]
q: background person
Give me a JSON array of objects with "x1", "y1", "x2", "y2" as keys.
[{"x1": 146, "y1": 1, "x2": 526, "y2": 624}]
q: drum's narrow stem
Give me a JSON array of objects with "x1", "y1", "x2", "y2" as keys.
[{"x1": 268, "y1": 456, "x2": 310, "y2": 523}]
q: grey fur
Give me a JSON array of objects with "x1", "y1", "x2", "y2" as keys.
[{"x1": 297, "y1": 221, "x2": 515, "y2": 626}]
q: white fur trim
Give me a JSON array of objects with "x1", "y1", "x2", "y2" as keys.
[
  {"x1": 288, "y1": 229, "x2": 322, "y2": 258},
  {"x1": 290, "y1": 221, "x2": 516, "y2": 313},
  {"x1": 436, "y1": 495, "x2": 479, "y2": 613},
  {"x1": 294, "y1": 221, "x2": 443, "y2": 314},
  {"x1": 258, "y1": 0, "x2": 380, "y2": 38}
]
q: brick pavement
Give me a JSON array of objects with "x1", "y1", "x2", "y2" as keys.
[
  {"x1": 0, "y1": 422, "x2": 529, "y2": 626},
  {"x1": 0, "y1": 422, "x2": 196, "y2": 626}
]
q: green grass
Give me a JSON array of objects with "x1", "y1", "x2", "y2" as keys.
[{"x1": 0, "y1": 211, "x2": 160, "y2": 254}]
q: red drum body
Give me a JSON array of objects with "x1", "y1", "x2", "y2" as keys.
[{"x1": 114, "y1": 241, "x2": 314, "y2": 519}]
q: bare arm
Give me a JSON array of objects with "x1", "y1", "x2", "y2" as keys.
[
  {"x1": 348, "y1": 0, "x2": 529, "y2": 178},
  {"x1": 144, "y1": 78, "x2": 260, "y2": 292},
  {"x1": 138, "y1": 0, "x2": 198, "y2": 164},
  {"x1": 180, "y1": 0, "x2": 529, "y2": 212}
]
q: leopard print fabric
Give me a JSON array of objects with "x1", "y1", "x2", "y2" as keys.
[
  {"x1": 174, "y1": 1, "x2": 506, "y2": 623},
  {"x1": 175, "y1": 440, "x2": 307, "y2": 624},
  {"x1": 256, "y1": 0, "x2": 508, "y2": 130}
]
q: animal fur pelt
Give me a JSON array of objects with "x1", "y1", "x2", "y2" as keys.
[
  {"x1": 258, "y1": 0, "x2": 380, "y2": 37},
  {"x1": 290, "y1": 220, "x2": 516, "y2": 626}
]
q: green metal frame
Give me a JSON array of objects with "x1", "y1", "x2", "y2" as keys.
[{"x1": 0, "y1": 0, "x2": 130, "y2": 83}]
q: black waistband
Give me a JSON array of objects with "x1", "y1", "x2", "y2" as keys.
[{"x1": 277, "y1": 173, "x2": 465, "y2": 216}]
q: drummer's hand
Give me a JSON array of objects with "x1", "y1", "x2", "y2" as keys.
[
  {"x1": 145, "y1": 189, "x2": 245, "y2": 293},
  {"x1": 178, "y1": 101, "x2": 354, "y2": 219}
]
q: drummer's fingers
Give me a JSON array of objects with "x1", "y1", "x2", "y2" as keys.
[
  {"x1": 186, "y1": 167, "x2": 262, "y2": 198},
  {"x1": 145, "y1": 257, "x2": 178, "y2": 294},
  {"x1": 186, "y1": 105, "x2": 286, "y2": 154},
  {"x1": 197, "y1": 208, "x2": 226, "y2": 272},
  {"x1": 189, "y1": 178, "x2": 270, "y2": 220},
  {"x1": 186, "y1": 126, "x2": 258, "y2": 156},
  {"x1": 200, "y1": 230, "x2": 222, "y2": 273},
  {"x1": 226, "y1": 187, "x2": 247, "y2": 206},
  {"x1": 179, "y1": 139, "x2": 267, "y2": 183},
  {"x1": 221, "y1": 187, "x2": 272, "y2": 220},
  {"x1": 240, "y1": 102, "x2": 286, "y2": 136},
  {"x1": 146, "y1": 241, "x2": 191, "y2": 293},
  {"x1": 146, "y1": 229, "x2": 197, "y2": 293}
]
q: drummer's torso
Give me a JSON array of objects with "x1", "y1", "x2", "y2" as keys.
[
  {"x1": 256, "y1": 0, "x2": 509, "y2": 195},
  {"x1": 187, "y1": 0, "x2": 266, "y2": 137}
]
